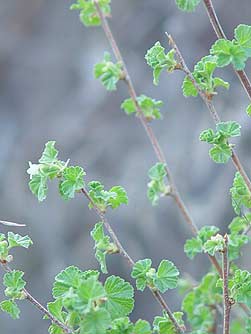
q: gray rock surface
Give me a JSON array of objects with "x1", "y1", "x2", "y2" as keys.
[{"x1": 0, "y1": 0, "x2": 251, "y2": 333}]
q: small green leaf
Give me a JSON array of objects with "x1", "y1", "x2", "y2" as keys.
[
  {"x1": 53, "y1": 266, "x2": 83, "y2": 298},
  {"x1": 3, "y1": 270, "x2": 26, "y2": 299},
  {"x1": 147, "y1": 163, "x2": 169, "y2": 206},
  {"x1": 71, "y1": 0, "x2": 111, "y2": 27},
  {"x1": 175, "y1": 0, "x2": 201, "y2": 12},
  {"x1": 104, "y1": 275, "x2": 134, "y2": 319},
  {"x1": 234, "y1": 24, "x2": 251, "y2": 57},
  {"x1": 29, "y1": 174, "x2": 48, "y2": 202},
  {"x1": 80, "y1": 308, "x2": 111, "y2": 334},
  {"x1": 246, "y1": 104, "x2": 251, "y2": 116},
  {"x1": 154, "y1": 260, "x2": 179, "y2": 293},
  {"x1": 154, "y1": 311, "x2": 184, "y2": 334},
  {"x1": 134, "y1": 319, "x2": 152, "y2": 334},
  {"x1": 47, "y1": 299, "x2": 64, "y2": 322},
  {"x1": 108, "y1": 186, "x2": 128, "y2": 209},
  {"x1": 199, "y1": 129, "x2": 216, "y2": 144},
  {"x1": 39, "y1": 141, "x2": 58, "y2": 164},
  {"x1": 131, "y1": 259, "x2": 152, "y2": 291},
  {"x1": 7, "y1": 232, "x2": 33, "y2": 250},
  {"x1": 216, "y1": 121, "x2": 241, "y2": 137},
  {"x1": 203, "y1": 234, "x2": 224, "y2": 256},
  {"x1": 94, "y1": 52, "x2": 123, "y2": 91},
  {"x1": 182, "y1": 76, "x2": 198, "y2": 97},
  {"x1": 209, "y1": 144, "x2": 232, "y2": 163},
  {"x1": 59, "y1": 166, "x2": 85, "y2": 200},
  {"x1": 145, "y1": 42, "x2": 177, "y2": 85},
  {"x1": 229, "y1": 269, "x2": 251, "y2": 306},
  {"x1": 121, "y1": 95, "x2": 163, "y2": 121},
  {"x1": 210, "y1": 39, "x2": 248, "y2": 70},
  {"x1": 184, "y1": 238, "x2": 203, "y2": 259},
  {"x1": 198, "y1": 225, "x2": 220, "y2": 243},
  {"x1": 0, "y1": 300, "x2": 20, "y2": 319},
  {"x1": 230, "y1": 172, "x2": 251, "y2": 214}
]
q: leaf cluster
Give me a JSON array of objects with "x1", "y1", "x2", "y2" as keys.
[
  {"x1": 131, "y1": 259, "x2": 179, "y2": 293},
  {"x1": 147, "y1": 163, "x2": 170, "y2": 206},
  {"x1": 145, "y1": 42, "x2": 178, "y2": 85},
  {"x1": 70, "y1": 0, "x2": 111, "y2": 27},
  {"x1": 182, "y1": 55, "x2": 229, "y2": 97},
  {"x1": 94, "y1": 52, "x2": 124, "y2": 91},
  {"x1": 199, "y1": 121, "x2": 241, "y2": 163},
  {"x1": 121, "y1": 95, "x2": 163, "y2": 122}
]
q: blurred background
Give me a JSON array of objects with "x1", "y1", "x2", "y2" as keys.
[{"x1": 0, "y1": 0, "x2": 251, "y2": 332}]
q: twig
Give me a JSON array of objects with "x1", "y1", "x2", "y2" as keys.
[
  {"x1": 93, "y1": 0, "x2": 198, "y2": 236},
  {"x1": 202, "y1": 0, "x2": 251, "y2": 101},
  {"x1": 167, "y1": 34, "x2": 251, "y2": 194},
  {"x1": 222, "y1": 235, "x2": 231, "y2": 334},
  {"x1": 0, "y1": 220, "x2": 26, "y2": 227},
  {"x1": 81, "y1": 188, "x2": 185, "y2": 334},
  {"x1": 0, "y1": 263, "x2": 73, "y2": 333}
]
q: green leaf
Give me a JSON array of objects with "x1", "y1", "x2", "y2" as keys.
[
  {"x1": 184, "y1": 238, "x2": 203, "y2": 259},
  {"x1": 47, "y1": 299, "x2": 64, "y2": 323},
  {"x1": 29, "y1": 174, "x2": 48, "y2": 201},
  {"x1": 234, "y1": 24, "x2": 251, "y2": 57},
  {"x1": 104, "y1": 275, "x2": 134, "y2": 319},
  {"x1": 175, "y1": 0, "x2": 201, "y2": 12},
  {"x1": 80, "y1": 308, "x2": 111, "y2": 334},
  {"x1": 121, "y1": 95, "x2": 163, "y2": 121},
  {"x1": 153, "y1": 311, "x2": 184, "y2": 334},
  {"x1": 246, "y1": 104, "x2": 251, "y2": 116},
  {"x1": 39, "y1": 141, "x2": 58, "y2": 164},
  {"x1": 0, "y1": 300, "x2": 20, "y2": 319},
  {"x1": 53, "y1": 266, "x2": 83, "y2": 298},
  {"x1": 198, "y1": 225, "x2": 220, "y2": 243},
  {"x1": 228, "y1": 233, "x2": 248, "y2": 260},
  {"x1": 213, "y1": 77, "x2": 230, "y2": 89},
  {"x1": 210, "y1": 39, "x2": 248, "y2": 70},
  {"x1": 147, "y1": 163, "x2": 169, "y2": 206},
  {"x1": 59, "y1": 166, "x2": 85, "y2": 200},
  {"x1": 199, "y1": 129, "x2": 216, "y2": 144},
  {"x1": 131, "y1": 259, "x2": 152, "y2": 291},
  {"x1": 108, "y1": 186, "x2": 128, "y2": 209},
  {"x1": 230, "y1": 172, "x2": 251, "y2": 214},
  {"x1": 77, "y1": 276, "x2": 106, "y2": 312},
  {"x1": 134, "y1": 319, "x2": 152, "y2": 334},
  {"x1": 229, "y1": 215, "x2": 251, "y2": 234},
  {"x1": 203, "y1": 234, "x2": 224, "y2": 255},
  {"x1": 209, "y1": 144, "x2": 232, "y2": 163},
  {"x1": 182, "y1": 76, "x2": 198, "y2": 97},
  {"x1": 216, "y1": 121, "x2": 241, "y2": 137},
  {"x1": 94, "y1": 52, "x2": 123, "y2": 91},
  {"x1": 229, "y1": 269, "x2": 251, "y2": 306},
  {"x1": 3, "y1": 270, "x2": 26, "y2": 299},
  {"x1": 7, "y1": 232, "x2": 33, "y2": 249},
  {"x1": 145, "y1": 42, "x2": 177, "y2": 85},
  {"x1": 109, "y1": 317, "x2": 133, "y2": 334},
  {"x1": 71, "y1": 0, "x2": 111, "y2": 27},
  {"x1": 154, "y1": 260, "x2": 179, "y2": 293},
  {"x1": 91, "y1": 222, "x2": 117, "y2": 274}
]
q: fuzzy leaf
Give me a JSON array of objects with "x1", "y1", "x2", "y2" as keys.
[
  {"x1": 209, "y1": 144, "x2": 232, "y2": 163},
  {"x1": 59, "y1": 166, "x2": 85, "y2": 200},
  {"x1": 175, "y1": 0, "x2": 201, "y2": 12},
  {"x1": 7, "y1": 232, "x2": 33, "y2": 250},
  {"x1": 0, "y1": 300, "x2": 20, "y2": 319},
  {"x1": 3, "y1": 271, "x2": 26, "y2": 299},
  {"x1": 104, "y1": 275, "x2": 134, "y2": 319},
  {"x1": 216, "y1": 121, "x2": 241, "y2": 138},
  {"x1": 80, "y1": 308, "x2": 111, "y2": 334},
  {"x1": 184, "y1": 238, "x2": 203, "y2": 259},
  {"x1": 154, "y1": 260, "x2": 179, "y2": 293},
  {"x1": 230, "y1": 172, "x2": 251, "y2": 214},
  {"x1": 131, "y1": 259, "x2": 152, "y2": 291}
]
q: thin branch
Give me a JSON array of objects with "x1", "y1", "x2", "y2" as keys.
[
  {"x1": 93, "y1": 0, "x2": 198, "y2": 236},
  {"x1": 222, "y1": 235, "x2": 231, "y2": 334},
  {"x1": 0, "y1": 263, "x2": 73, "y2": 333},
  {"x1": 0, "y1": 220, "x2": 26, "y2": 227},
  {"x1": 202, "y1": 0, "x2": 251, "y2": 101},
  {"x1": 167, "y1": 34, "x2": 251, "y2": 195},
  {"x1": 81, "y1": 188, "x2": 185, "y2": 334}
]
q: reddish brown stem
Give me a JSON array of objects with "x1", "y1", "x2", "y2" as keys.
[{"x1": 222, "y1": 235, "x2": 231, "y2": 334}]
